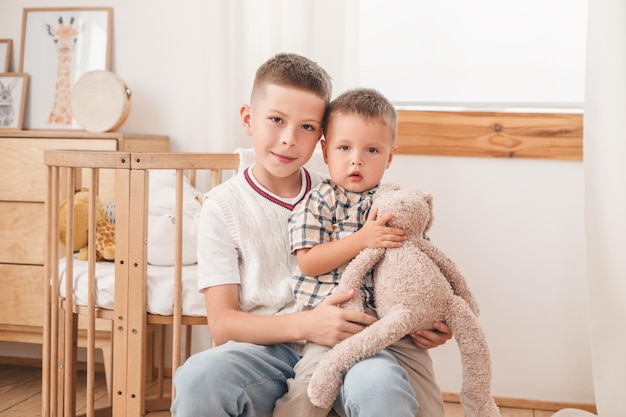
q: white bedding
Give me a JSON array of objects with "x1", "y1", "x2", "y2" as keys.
[{"x1": 58, "y1": 256, "x2": 207, "y2": 317}]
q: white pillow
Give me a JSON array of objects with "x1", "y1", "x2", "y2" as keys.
[
  {"x1": 147, "y1": 201, "x2": 201, "y2": 266},
  {"x1": 147, "y1": 170, "x2": 202, "y2": 266},
  {"x1": 148, "y1": 170, "x2": 202, "y2": 215}
]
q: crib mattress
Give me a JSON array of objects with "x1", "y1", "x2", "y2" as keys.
[{"x1": 58, "y1": 256, "x2": 206, "y2": 316}]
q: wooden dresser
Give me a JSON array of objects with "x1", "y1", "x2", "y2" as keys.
[{"x1": 0, "y1": 130, "x2": 169, "y2": 355}]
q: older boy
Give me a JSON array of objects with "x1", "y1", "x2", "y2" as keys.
[{"x1": 171, "y1": 53, "x2": 451, "y2": 417}]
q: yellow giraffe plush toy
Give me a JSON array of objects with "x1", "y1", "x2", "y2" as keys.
[{"x1": 59, "y1": 188, "x2": 115, "y2": 262}]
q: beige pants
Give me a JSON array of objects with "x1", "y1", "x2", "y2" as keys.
[
  {"x1": 273, "y1": 336, "x2": 445, "y2": 417},
  {"x1": 273, "y1": 342, "x2": 333, "y2": 417}
]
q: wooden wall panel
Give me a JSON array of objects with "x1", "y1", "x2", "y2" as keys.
[{"x1": 396, "y1": 110, "x2": 583, "y2": 160}]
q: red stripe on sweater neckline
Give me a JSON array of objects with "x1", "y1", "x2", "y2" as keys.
[{"x1": 243, "y1": 167, "x2": 312, "y2": 211}]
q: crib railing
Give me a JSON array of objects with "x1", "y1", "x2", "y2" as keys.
[{"x1": 43, "y1": 150, "x2": 239, "y2": 417}]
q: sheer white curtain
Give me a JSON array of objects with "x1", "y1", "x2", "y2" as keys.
[
  {"x1": 556, "y1": 0, "x2": 626, "y2": 416},
  {"x1": 187, "y1": 0, "x2": 359, "y2": 152},
  {"x1": 584, "y1": 0, "x2": 626, "y2": 414}
]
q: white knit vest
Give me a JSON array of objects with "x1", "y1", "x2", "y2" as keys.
[{"x1": 206, "y1": 168, "x2": 323, "y2": 316}]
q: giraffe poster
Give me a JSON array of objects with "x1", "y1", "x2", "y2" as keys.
[{"x1": 19, "y1": 7, "x2": 112, "y2": 130}]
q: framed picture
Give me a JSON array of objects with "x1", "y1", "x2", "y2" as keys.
[
  {"x1": 0, "y1": 39, "x2": 11, "y2": 72},
  {"x1": 19, "y1": 7, "x2": 112, "y2": 130},
  {"x1": 0, "y1": 73, "x2": 29, "y2": 130}
]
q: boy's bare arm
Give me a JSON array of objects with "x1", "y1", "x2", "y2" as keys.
[
  {"x1": 297, "y1": 209, "x2": 406, "y2": 277},
  {"x1": 204, "y1": 285, "x2": 376, "y2": 347}
]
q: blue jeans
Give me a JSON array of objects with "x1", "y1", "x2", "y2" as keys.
[{"x1": 171, "y1": 341, "x2": 419, "y2": 417}]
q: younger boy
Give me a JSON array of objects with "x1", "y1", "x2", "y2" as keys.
[
  {"x1": 171, "y1": 54, "x2": 451, "y2": 417},
  {"x1": 274, "y1": 88, "x2": 446, "y2": 417}
]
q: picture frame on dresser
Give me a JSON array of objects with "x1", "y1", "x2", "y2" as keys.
[
  {"x1": 0, "y1": 39, "x2": 11, "y2": 72},
  {"x1": 19, "y1": 7, "x2": 112, "y2": 130},
  {"x1": 0, "y1": 73, "x2": 28, "y2": 130}
]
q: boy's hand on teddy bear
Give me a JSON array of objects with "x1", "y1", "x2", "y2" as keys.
[
  {"x1": 358, "y1": 207, "x2": 406, "y2": 249},
  {"x1": 303, "y1": 290, "x2": 377, "y2": 347}
]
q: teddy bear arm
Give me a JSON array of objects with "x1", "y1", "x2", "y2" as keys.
[
  {"x1": 445, "y1": 295, "x2": 500, "y2": 417},
  {"x1": 308, "y1": 306, "x2": 417, "y2": 409},
  {"x1": 336, "y1": 248, "x2": 385, "y2": 311},
  {"x1": 337, "y1": 247, "x2": 384, "y2": 292},
  {"x1": 420, "y1": 241, "x2": 480, "y2": 316}
]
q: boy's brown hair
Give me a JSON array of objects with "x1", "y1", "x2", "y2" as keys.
[
  {"x1": 252, "y1": 53, "x2": 333, "y2": 103},
  {"x1": 324, "y1": 88, "x2": 398, "y2": 141}
]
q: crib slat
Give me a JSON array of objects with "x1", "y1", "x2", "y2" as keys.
[
  {"x1": 42, "y1": 165, "x2": 57, "y2": 417},
  {"x1": 125, "y1": 168, "x2": 149, "y2": 417},
  {"x1": 86, "y1": 174, "x2": 98, "y2": 417},
  {"x1": 63, "y1": 169, "x2": 77, "y2": 417},
  {"x1": 111, "y1": 163, "x2": 133, "y2": 416},
  {"x1": 171, "y1": 170, "x2": 184, "y2": 400}
]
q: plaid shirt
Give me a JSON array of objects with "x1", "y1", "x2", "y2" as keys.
[{"x1": 289, "y1": 179, "x2": 378, "y2": 308}]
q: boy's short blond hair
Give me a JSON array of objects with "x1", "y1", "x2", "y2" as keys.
[
  {"x1": 324, "y1": 88, "x2": 398, "y2": 141},
  {"x1": 252, "y1": 53, "x2": 333, "y2": 104}
]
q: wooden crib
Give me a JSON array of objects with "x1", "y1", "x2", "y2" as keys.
[{"x1": 43, "y1": 150, "x2": 239, "y2": 417}]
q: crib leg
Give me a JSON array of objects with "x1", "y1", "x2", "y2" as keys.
[
  {"x1": 57, "y1": 308, "x2": 78, "y2": 417},
  {"x1": 145, "y1": 329, "x2": 155, "y2": 382},
  {"x1": 184, "y1": 325, "x2": 192, "y2": 360},
  {"x1": 99, "y1": 342, "x2": 113, "y2": 402},
  {"x1": 55, "y1": 307, "x2": 65, "y2": 416},
  {"x1": 144, "y1": 324, "x2": 171, "y2": 413},
  {"x1": 156, "y1": 325, "x2": 165, "y2": 398}
]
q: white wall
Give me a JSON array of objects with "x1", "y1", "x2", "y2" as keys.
[
  {"x1": 0, "y1": 0, "x2": 593, "y2": 405},
  {"x1": 385, "y1": 156, "x2": 590, "y2": 403}
]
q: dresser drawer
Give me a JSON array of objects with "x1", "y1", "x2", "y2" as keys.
[
  {"x1": 0, "y1": 264, "x2": 112, "y2": 332},
  {"x1": 0, "y1": 202, "x2": 45, "y2": 265},
  {"x1": 0, "y1": 264, "x2": 44, "y2": 327},
  {"x1": 0, "y1": 138, "x2": 118, "y2": 202}
]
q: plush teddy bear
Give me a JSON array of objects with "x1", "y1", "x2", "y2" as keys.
[
  {"x1": 307, "y1": 184, "x2": 501, "y2": 417},
  {"x1": 59, "y1": 188, "x2": 115, "y2": 262}
]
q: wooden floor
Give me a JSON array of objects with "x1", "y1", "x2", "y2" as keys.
[{"x1": 1, "y1": 364, "x2": 556, "y2": 417}]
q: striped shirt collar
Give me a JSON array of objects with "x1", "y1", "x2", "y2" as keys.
[{"x1": 243, "y1": 165, "x2": 312, "y2": 211}]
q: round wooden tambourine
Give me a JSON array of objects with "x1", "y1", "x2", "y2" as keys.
[{"x1": 70, "y1": 70, "x2": 132, "y2": 133}]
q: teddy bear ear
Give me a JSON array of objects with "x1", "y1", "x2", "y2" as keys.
[
  {"x1": 423, "y1": 191, "x2": 433, "y2": 209},
  {"x1": 374, "y1": 183, "x2": 401, "y2": 198},
  {"x1": 423, "y1": 191, "x2": 435, "y2": 231}
]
